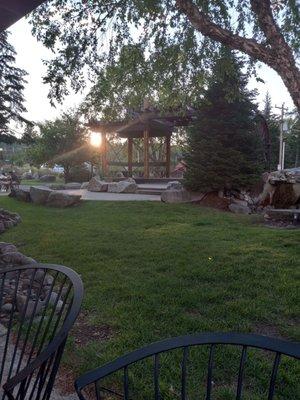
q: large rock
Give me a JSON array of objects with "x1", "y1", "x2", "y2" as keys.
[
  {"x1": 107, "y1": 182, "x2": 118, "y2": 192},
  {"x1": 166, "y1": 181, "x2": 183, "y2": 190},
  {"x1": 39, "y1": 175, "x2": 56, "y2": 182},
  {"x1": 229, "y1": 203, "x2": 251, "y2": 214},
  {"x1": 161, "y1": 189, "x2": 191, "y2": 203},
  {"x1": 0, "y1": 251, "x2": 37, "y2": 266},
  {"x1": 46, "y1": 191, "x2": 81, "y2": 207},
  {"x1": 107, "y1": 181, "x2": 137, "y2": 193},
  {"x1": 30, "y1": 187, "x2": 52, "y2": 205},
  {"x1": 259, "y1": 168, "x2": 300, "y2": 208},
  {"x1": 87, "y1": 177, "x2": 108, "y2": 192},
  {"x1": 81, "y1": 182, "x2": 89, "y2": 189},
  {"x1": 9, "y1": 187, "x2": 31, "y2": 202}
]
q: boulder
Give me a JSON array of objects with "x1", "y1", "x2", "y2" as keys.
[
  {"x1": 232, "y1": 198, "x2": 249, "y2": 207},
  {"x1": 107, "y1": 182, "x2": 118, "y2": 192},
  {"x1": 9, "y1": 187, "x2": 31, "y2": 202},
  {"x1": 0, "y1": 251, "x2": 37, "y2": 266},
  {"x1": 0, "y1": 243, "x2": 18, "y2": 254},
  {"x1": 126, "y1": 177, "x2": 136, "y2": 183},
  {"x1": 30, "y1": 187, "x2": 52, "y2": 205},
  {"x1": 118, "y1": 181, "x2": 138, "y2": 193},
  {"x1": 39, "y1": 175, "x2": 56, "y2": 182},
  {"x1": 229, "y1": 203, "x2": 251, "y2": 214},
  {"x1": 87, "y1": 177, "x2": 108, "y2": 192},
  {"x1": 81, "y1": 182, "x2": 89, "y2": 189},
  {"x1": 65, "y1": 182, "x2": 82, "y2": 189},
  {"x1": 166, "y1": 181, "x2": 183, "y2": 190},
  {"x1": 161, "y1": 189, "x2": 191, "y2": 203},
  {"x1": 107, "y1": 181, "x2": 138, "y2": 193},
  {"x1": 46, "y1": 191, "x2": 81, "y2": 207}
]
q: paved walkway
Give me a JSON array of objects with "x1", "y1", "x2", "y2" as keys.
[
  {"x1": 58, "y1": 189, "x2": 161, "y2": 201},
  {"x1": 2, "y1": 186, "x2": 161, "y2": 202}
]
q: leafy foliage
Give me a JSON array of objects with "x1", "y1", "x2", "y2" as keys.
[
  {"x1": 26, "y1": 110, "x2": 96, "y2": 182},
  {"x1": 184, "y1": 50, "x2": 264, "y2": 191},
  {"x1": 0, "y1": 31, "x2": 27, "y2": 140},
  {"x1": 29, "y1": 0, "x2": 300, "y2": 115}
]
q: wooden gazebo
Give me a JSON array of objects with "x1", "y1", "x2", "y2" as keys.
[{"x1": 89, "y1": 109, "x2": 196, "y2": 178}]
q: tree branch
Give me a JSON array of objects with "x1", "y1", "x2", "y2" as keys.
[
  {"x1": 175, "y1": 0, "x2": 276, "y2": 67},
  {"x1": 250, "y1": 0, "x2": 285, "y2": 48}
]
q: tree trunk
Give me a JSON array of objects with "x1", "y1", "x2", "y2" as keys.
[
  {"x1": 176, "y1": 0, "x2": 300, "y2": 114},
  {"x1": 63, "y1": 165, "x2": 70, "y2": 183}
]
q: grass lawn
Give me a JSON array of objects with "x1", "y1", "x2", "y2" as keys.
[
  {"x1": 0, "y1": 197, "x2": 299, "y2": 399},
  {"x1": 20, "y1": 178, "x2": 64, "y2": 186}
]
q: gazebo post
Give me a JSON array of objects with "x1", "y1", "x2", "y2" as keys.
[
  {"x1": 128, "y1": 137, "x2": 133, "y2": 177},
  {"x1": 166, "y1": 134, "x2": 171, "y2": 178},
  {"x1": 143, "y1": 128, "x2": 149, "y2": 178},
  {"x1": 101, "y1": 132, "x2": 108, "y2": 177}
]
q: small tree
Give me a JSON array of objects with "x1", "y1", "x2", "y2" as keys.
[
  {"x1": 27, "y1": 111, "x2": 96, "y2": 182},
  {"x1": 0, "y1": 31, "x2": 27, "y2": 141},
  {"x1": 184, "y1": 50, "x2": 264, "y2": 192}
]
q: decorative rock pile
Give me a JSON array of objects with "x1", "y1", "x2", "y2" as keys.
[
  {"x1": 0, "y1": 242, "x2": 63, "y2": 322},
  {"x1": 227, "y1": 189, "x2": 256, "y2": 214},
  {"x1": 9, "y1": 186, "x2": 81, "y2": 208},
  {"x1": 160, "y1": 181, "x2": 257, "y2": 213},
  {"x1": 87, "y1": 177, "x2": 138, "y2": 194},
  {"x1": 0, "y1": 209, "x2": 21, "y2": 234}
]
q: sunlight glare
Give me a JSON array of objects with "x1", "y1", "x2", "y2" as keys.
[{"x1": 90, "y1": 131, "x2": 102, "y2": 147}]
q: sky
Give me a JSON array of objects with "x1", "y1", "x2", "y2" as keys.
[{"x1": 9, "y1": 18, "x2": 295, "y2": 127}]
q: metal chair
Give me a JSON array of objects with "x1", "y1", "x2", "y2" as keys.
[
  {"x1": 75, "y1": 333, "x2": 300, "y2": 400},
  {"x1": 0, "y1": 264, "x2": 83, "y2": 400}
]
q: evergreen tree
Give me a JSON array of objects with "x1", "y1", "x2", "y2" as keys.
[
  {"x1": 263, "y1": 91, "x2": 272, "y2": 120},
  {"x1": 0, "y1": 31, "x2": 27, "y2": 141},
  {"x1": 184, "y1": 51, "x2": 264, "y2": 192},
  {"x1": 262, "y1": 92, "x2": 280, "y2": 171}
]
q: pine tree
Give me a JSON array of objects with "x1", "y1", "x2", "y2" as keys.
[
  {"x1": 0, "y1": 31, "x2": 27, "y2": 141},
  {"x1": 263, "y1": 91, "x2": 272, "y2": 120},
  {"x1": 184, "y1": 50, "x2": 264, "y2": 192},
  {"x1": 262, "y1": 92, "x2": 280, "y2": 171}
]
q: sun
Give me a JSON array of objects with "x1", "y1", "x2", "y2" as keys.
[{"x1": 90, "y1": 131, "x2": 102, "y2": 147}]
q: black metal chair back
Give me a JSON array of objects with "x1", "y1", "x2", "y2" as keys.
[
  {"x1": 75, "y1": 333, "x2": 300, "y2": 400},
  {"x1": 0, "y1": 264, "x2": 83, "y2": 400}
]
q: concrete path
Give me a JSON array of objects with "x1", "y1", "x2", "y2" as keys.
[
  {"x1": 58, "y1": 188, "x2": 161, "y2": 201},
  {"x1": 2, "y1": 186, "x2": 161, "y2": 201}
]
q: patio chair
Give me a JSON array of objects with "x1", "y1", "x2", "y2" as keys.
[
  {"x1": 75, "y1": 332, "x2": 300, "y2": 400},
  {"x1": 0, "y1": 264, "x2": 83, "y2": 400}
]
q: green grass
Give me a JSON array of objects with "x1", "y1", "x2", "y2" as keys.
[
  {"x1": 21, "y1": 178, "x2": 64, "y2": 186},
  {"x1": 0, "y1": 197, "x2": 299, "y2": 399}
]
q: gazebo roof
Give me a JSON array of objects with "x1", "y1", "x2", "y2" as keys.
[{"x1": 89, "y1": 110, "x2": 197, "y2": 138}]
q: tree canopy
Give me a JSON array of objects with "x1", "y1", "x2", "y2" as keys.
[
  {"x1": 29, "y1": 0, "x2": 300, "y2": 114},
  {"x1": 0, "y1": 31, "x2": 28, "y2": 141},
  {"x1": 26, "y1": 111, "x2": 96, "y2": 182}
]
